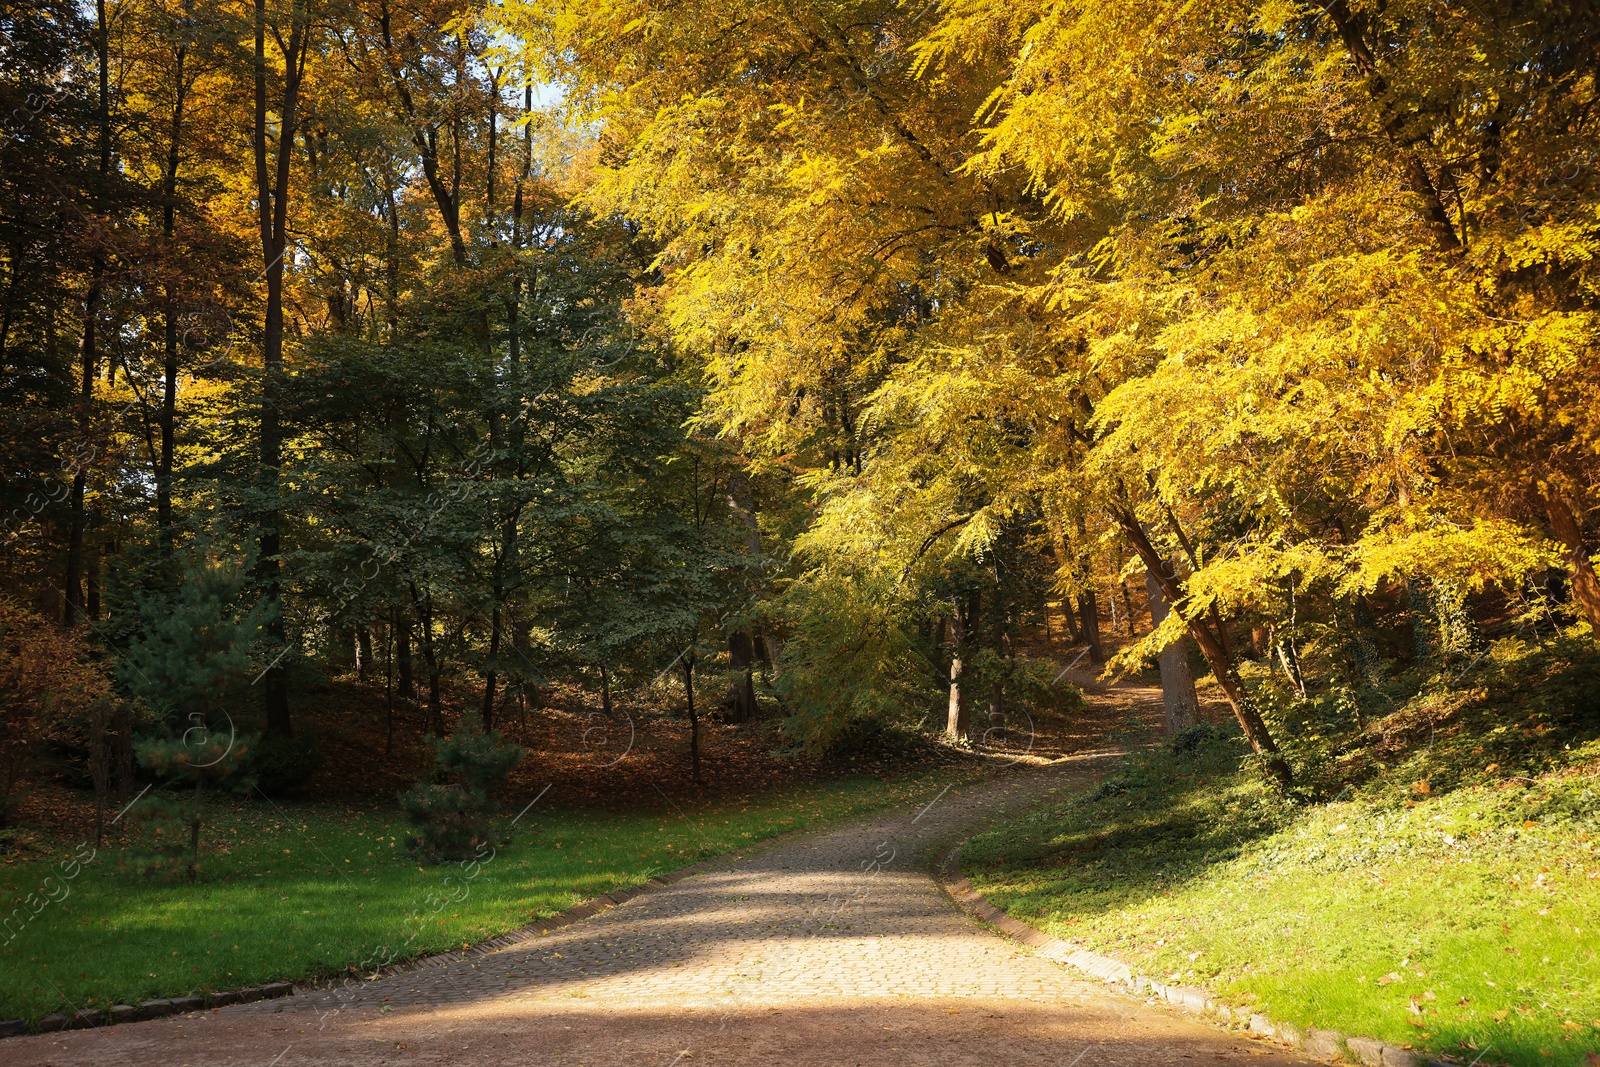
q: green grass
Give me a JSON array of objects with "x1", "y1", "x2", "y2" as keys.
[
  {"x1": 0, "y1": 769, "x2": 962, "y2": 1022},
  {"x1": 961, "y1": 638, "x2": 1600, "y2": 1067}
]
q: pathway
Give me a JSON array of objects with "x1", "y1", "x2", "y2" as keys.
[{"x1": 9, "y1": 740, "x2": 1312, "y2": 1067}]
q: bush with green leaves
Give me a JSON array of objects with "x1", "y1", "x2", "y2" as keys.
[
  {"x1": 400, "y1": 714, "x2": 523, "y2": 862},
  {"x1": 775, "y1": 571, "x2": 939, "y2": 752},
  {"x1": 983, "y1": 653, "x2": 1087, "y2": 720},
  {"x1": 249, "y1": 732, "x2": 324, "y2": 796}
]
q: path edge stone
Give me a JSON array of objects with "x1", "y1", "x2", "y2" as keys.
[{"x1": 935, "y1": 848, "x2": 1459, "y2": 1067}]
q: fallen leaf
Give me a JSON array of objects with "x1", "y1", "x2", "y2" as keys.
[{"x1": 1378, "y1": 972, "x2": 1403, "y2": 986}]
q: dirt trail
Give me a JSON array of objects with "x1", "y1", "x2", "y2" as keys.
[{"x1": 10, "y1": 688, "x2": 1311, "y2": 1067}]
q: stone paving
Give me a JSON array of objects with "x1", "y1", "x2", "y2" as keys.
[
  {"x1": 9, "y1": 747, "x2": 1316, "y2": 1066},
  {"x1": 269, "y1": 755, "x2": 1107, "y2": 1016}
]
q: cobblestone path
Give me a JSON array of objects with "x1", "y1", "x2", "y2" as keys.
[{"x1": 10, "y1": 750, "x2": 1313, "y2": 1066}]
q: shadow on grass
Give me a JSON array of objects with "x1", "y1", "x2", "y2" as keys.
[{"x1": 959, "y1": 724, "x2": 1294, "y2": 923}]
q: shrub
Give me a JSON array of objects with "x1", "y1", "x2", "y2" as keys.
[
  {"x1": 1167, "y1": 721, "x2": 1240, "y2": 756},
  {"x1": 400, "y1": 713, "x2": 523, "y2": 862},
  {"x1": 774, "y1": 571, "x2": 938, "y2": 752},
  {"x1": 0, "y1": 598, "x2": 114, "y2": 825},
  {"x1": 1002, "y1": 654, "x2": 1087, "y2": 719},
  {"x1": 249, "y1": 733, "x2": 323, "y2": 796},
  {"x1": 821, "y1": 714, "x2": 924, "y2": 762}
]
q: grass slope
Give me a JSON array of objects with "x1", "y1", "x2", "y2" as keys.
[
  {"x1": 962, "y1": 638, "x2": 1600, "y2": 1067},
  {"x1": 1, "y1": 769, "x2": 961, "y2": 1022}
]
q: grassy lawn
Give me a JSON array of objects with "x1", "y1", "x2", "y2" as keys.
[
  {"x1": 0, "y1": 768, "x2": 963, "y2": 1023},
  {"x1": 961, "y1": 640, "x2": 1600, "y2": 1067}
]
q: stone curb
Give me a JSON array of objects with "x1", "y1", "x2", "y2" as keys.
[
  {"x1": 936, "y1": 850, "x2": 1461, "y2": 1067},
  {"x1": 0, "y1": 983, "x2": 294, "y2": 1039}
]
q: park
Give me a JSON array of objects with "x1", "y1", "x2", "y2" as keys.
[{"x1": 1, "y1": 0, "x2": 1597, "y2": 1063}]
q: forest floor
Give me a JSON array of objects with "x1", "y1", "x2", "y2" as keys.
[{"x1": 4, "y1": 681, "x2": 1325, "y2": 1067}]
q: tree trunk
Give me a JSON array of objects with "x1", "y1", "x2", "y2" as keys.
[
  {"x1": 945, "y1": 595, "x2": 972, "y2": 739},
  {"x1": 481, "y1": 603, "x2": 502, "y2": 731},
  {"x1": 253, "y1": 0, "x2": 309, "y2": 740},
  {"x1": 156, "y1": 5, "x2": 189, "y2": 561},
  {"x1": 725, "y1": 468, "x2": 768, "y2": 710},
  {"x1": 1544, "y1": 494, "x2": 1600, "y2": 638},
  {"x1": 1320, "y1": 0, "x2": 1462, "y2": 253},
  {"x1": 396, "y1": 612, "x2": 416, "y2": 703},
  {"x1": 1406, "y1": 579, "x2": 1435, "y2": 665},
  {"x1": 427, "y1": 668, "x2": 443, "y2": 737},
  {"x1": 428, "y1": 671, "x2": 441, "y2": 739},
  {"x1": 726, "y1": 631, "x2": 757, "y2": 722},
  {"x1": 65, "y1": 0, "x2": 113, "y2": 629},
  {"x1": 985, "y1": 679, "x2": 1005, "y2": 745},
  {"x1": 1114, "y1": 507, "x2": 1291, "y2": 787},
  {"x1": 1275, "y1": 630, "x2": 1308, "y2": 699},
  {"x1": 63, "y1": 309, "x2": 96, "y2": 627},
  {"x1": 383, "y1": 623, "x2": 394, "y2": 756},
  {"x1": 1078, "y1": 592, "x2": 1104, "y2": 665},
  {"x1": 1163, "y1": 501, "x2": 1233, "y2": 661},
  {"x1": 409, "y1": 585, "x2": 444, "y2": 736},
  {"x1": 600, "y1": 662, "x2": 614, "y2": 719},
  {"x1": 157, "y1": 282, "x2": 179, "y2": 558},
  {"x1": 682, "y1": 652, "x2": 702, "y2": 784},
  {"x1": 355, "y1": 627, "x2": 372, "y2": 682},
  {"x1": 1251, "y1": 625, "x2": 1270, "y2": 658},
  {"x1": 1145, "y1": 560, "x2": 1200, "y2": 734},
  {"x1": 1061, "y1": 599, "x2": 1080, "y2": 643},
  {"x1": 90, "y1": 702, "x2": 110, "y2": 850}
]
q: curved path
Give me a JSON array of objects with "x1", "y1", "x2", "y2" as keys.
[{"x1": 11, "y1": 751, "x2": 1312, "y2": 1066}]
